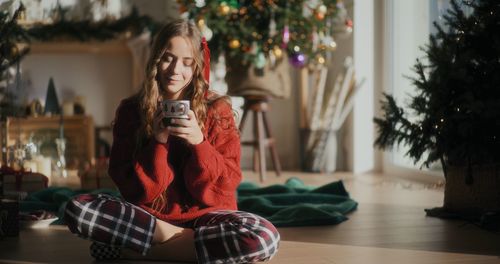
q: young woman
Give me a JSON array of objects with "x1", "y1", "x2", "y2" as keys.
[{"x1": 65, "y1": 20, "x2": 280, "y2": 263}]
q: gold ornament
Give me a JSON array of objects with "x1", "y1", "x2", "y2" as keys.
[
  {"x1": 229, "y1": 39, "x2": 241, "y2": 49},
  {"x1": 273, "y1": 46, "x2": 283, "y2": 59},
  {"x1": 197, "y1": 18, "x2": 205, "y2": 27},
  {"x1": 219, "y1": 2, "x2": 231, "y2": 15},
  {"x1": 317, "y1": 55, "x2": 326, "y2": 64}
]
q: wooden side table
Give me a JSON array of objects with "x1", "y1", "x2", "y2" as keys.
[{"x1": 239, "y1": 96, "x2": 281, "y2": 182}]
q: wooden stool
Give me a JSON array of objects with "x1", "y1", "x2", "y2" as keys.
[{"x1": 239, "y1": 96, "x2": 281, "y2": 182}]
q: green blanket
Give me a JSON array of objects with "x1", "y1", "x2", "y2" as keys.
[
  {"x1": 20, "y1": 178, "x2": 357, "y2": 227},
  {"x1": 237, "y1": 178, "x2": 357, "y2": 227}
]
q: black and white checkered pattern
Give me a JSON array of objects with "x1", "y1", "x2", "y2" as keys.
[
  {"x1": 193, "y1": 210, "x2": 280, "y2": 264},
  {"x1": 90, "y1": 242, "x2": 121, "y2": 260},
  {"x1": 66, "y1": 195, "x2": 280, "y2": 263},
  {"x1": 65, "y1": 193, "x2": 155, "y2": 255}
]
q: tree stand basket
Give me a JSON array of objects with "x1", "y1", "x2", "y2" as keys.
[{"x1": 426, "y1": 163, "x2": 500, "y2": 224}]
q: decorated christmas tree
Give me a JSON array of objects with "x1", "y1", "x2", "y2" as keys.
[
  {"x1": 0, "y1": 4, "x2": 30, "y2": 120},
  {"x1": 176, "y1": 0, "x2": 352, "y2": 69},
  {"x1": 374, "y1": 0, "x2": 500, "y2": 216}
]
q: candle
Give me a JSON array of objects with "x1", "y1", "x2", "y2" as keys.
[
  {"x1": 35, "y1": 156, "x2": 51, "y2": 181},
  {"x1": 23, "y1": 160, "x2": 37, "y2": 173},
  {"x1": 62, "y1": 101, "x2": 74, "y2": 116}
]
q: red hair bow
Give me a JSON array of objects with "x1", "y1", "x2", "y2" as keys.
[
  {"x1": 201, "y1": 37, "x2": 210, "y2": 98},
  {"x1": 201, "y1": 37, "x2": 210, "y2": 84}
]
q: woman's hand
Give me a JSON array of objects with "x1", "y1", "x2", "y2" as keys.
[
  {"x1": 153, "y1": 105, "x2": 169, "y2": 144},
  {"x1": 167, "y1": 110, "x2": 204, "y2": 145}
]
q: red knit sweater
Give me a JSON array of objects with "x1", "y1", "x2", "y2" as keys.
[{"x1": 108, "y1": 95, "x2": 242, "y2": 224}]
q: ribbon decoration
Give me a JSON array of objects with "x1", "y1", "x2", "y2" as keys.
[{"x1": 201, "y1": 37, "x2": 210, "y2": 85}]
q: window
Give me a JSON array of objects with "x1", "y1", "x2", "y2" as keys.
[{"x1": 383, "y1": 0, "x2": 456, "y2": 179}]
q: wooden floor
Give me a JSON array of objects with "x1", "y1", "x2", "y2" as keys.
[{"x1": 1, "y1": 171, "x2": 499, "y2": 264}]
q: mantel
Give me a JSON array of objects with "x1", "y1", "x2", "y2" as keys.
[{"x1": 28, "y1": 40, "x2": 131, "y2": 55}]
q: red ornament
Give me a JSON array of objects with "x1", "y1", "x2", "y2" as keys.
[{"x1": 345, "y1": 19, "x2": 353, "y2": 28}]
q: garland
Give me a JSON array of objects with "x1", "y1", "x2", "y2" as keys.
[{"x1": 26, "y1": 7, "x2": 161, "y2": 42}]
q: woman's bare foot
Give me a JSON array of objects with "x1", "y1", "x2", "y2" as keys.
[
  {"x1": 152, "y1": 219, "x2": 185, "y2": 243},
  {"x1": 122, "y1": 227, "x2": 197, "y2": 262}
]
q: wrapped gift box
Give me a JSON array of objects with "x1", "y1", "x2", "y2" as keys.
[{"x1": 1, "y1": 166, "x2": 48, "y2": 194}]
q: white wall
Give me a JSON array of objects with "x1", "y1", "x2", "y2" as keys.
[
  {"x1": 18, "y1": 1, "x2": 179, "y2": 128},
  {"x1": 346, "y1": 0, "x2": 375, "y2": 173},
  {"x1": 22, "y1": 54, "x2": 132, "y2": 127}
]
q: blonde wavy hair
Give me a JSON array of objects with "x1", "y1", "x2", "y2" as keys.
[{"x1": 138, "y1": 19, "x2": 208, "y2": 141}]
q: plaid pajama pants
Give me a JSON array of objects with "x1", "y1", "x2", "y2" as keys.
[{"x1": 65, "y1": 193, "x2": 280, "y2": 263}]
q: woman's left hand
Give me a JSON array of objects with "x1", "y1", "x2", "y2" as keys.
[{"x1": 167, "y1": 110, "x2": 204, "y2": 145}]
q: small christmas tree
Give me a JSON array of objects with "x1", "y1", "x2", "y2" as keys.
[
  {"x1": 176, "y1": 0, "x2": 352, "y2": 68},
  {"x1": 374, "y1": 0, "x2": 500, "y2": 216},
  {"x1": 44, "y1": 77, "x2": 60, "y2": 115}
]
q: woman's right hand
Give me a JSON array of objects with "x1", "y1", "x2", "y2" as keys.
[{"x1": 153, "y1": 103, "x2": 169, "y2": 144}]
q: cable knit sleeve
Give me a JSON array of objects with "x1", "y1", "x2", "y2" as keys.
[
  {"x1": 108, "y1": 98, "x2": 175, "y2": 205},
  {"x1": 183, "y1": 98, "x2": 242, "y2": 207}
]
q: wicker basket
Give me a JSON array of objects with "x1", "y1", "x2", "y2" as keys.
[
  {"x1": 444, "y1": 163, "x2": 500, "y2": 213},
  {"x1": 225, "y1": 55, "x2": 291, "y2": 99}
]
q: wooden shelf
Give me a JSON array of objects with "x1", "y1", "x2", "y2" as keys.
[
  {"x1": 28, "y1": 40, "x2": 131, "y2": 55},
  {"x1": 2, "y1": 115, "x2": 95, "y2": 168}
]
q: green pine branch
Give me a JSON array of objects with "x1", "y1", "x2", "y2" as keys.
[{"x1": 0, "y1": 6, "x2": 30, "y2": 76}]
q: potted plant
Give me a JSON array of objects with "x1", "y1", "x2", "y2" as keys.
[{"x1": 374, "y1": 0, "x2": 500, "y2": 220}]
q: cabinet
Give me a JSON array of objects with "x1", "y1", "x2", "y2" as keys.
[{"x1": 1, "y1": 115, "x2": 95, "y2": 168}]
